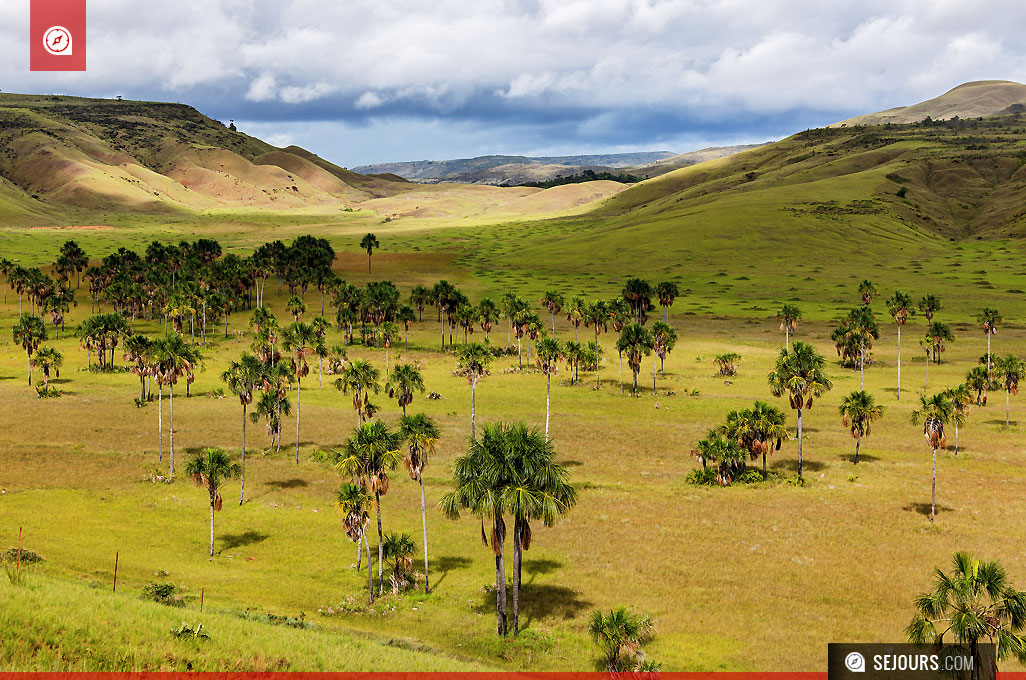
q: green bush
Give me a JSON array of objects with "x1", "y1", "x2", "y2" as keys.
[
  {"x1": 685, "y1": 467, "x2": 717, "y2": 486},
  {"x1": 142, "y1": 582, "x2": 185, "y2": 607},
  {"x1": 169, "y1": 622, "x2": 209, "y2": 640}
]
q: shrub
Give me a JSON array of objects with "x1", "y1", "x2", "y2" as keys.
[
  {"x1": 169, "y1": 622, "x2": 209, "y2": 640},
  {"x1": 896, "y1": 186, "x2": 908, "y2": 198},
  {"x1": 2, "y1": 548, "x2": 43, "y2": 564},
  {"x1": 35, "y1": 385, "x2": 62, "y2": 398},
  {"x1": 142, "y1": 582, "x2": 185, "y2": 607},
  {"x1": 685, "y1": 467, "x2": 717, "y2": 486}
]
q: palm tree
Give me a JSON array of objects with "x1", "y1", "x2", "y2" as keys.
[
  {"x1": 409, "y1": 285, "x2": 431, "y2": 322},
  {"x1": 966, "y1": 366, "x2": 992, "y2": 407},
  {"x1": 361, "y1": 233, "x2": 379, "y2": 274},
  {"x1": 152, "y1": 334, "x2": 199, "y2": 475},
  {"x1": 385, "y1": 363, "x2": 425, "y2": 416},
  {"x1": 714, "y1": 352, "x2": 741, "y2": 376},
  {"x1": 477, "y1": 298, "x2": 498, "y2": 342},
  {"x1": 335, "y1": 420, "x2": 402, "y2": 595},
  {"x1": 655, "y1": 281, "x2": 679, "y2": 323},
  {"x1": 834, "y1": 307, "x2": 878, "y2": 388},
  {"x1": 282, "y1": 322, "x2": 321, "y2": 464},
  {"x1": 335, "y1": 483, "x2": 374, "y2": 601},
  {"x1": 838, "y1": 390, "x2": 885, "y2": 464},
  {"x1": 456, "y1": 342, "x2": 492, "y2": 439},
  {"x1": 616, "y1": 323, "x2": 654, "y2": 395},
  {"x1": 221, "y1": 353, "x2": 263, "y2": 503},
  {"x1": 768, "y1": 341, "x2": 833, "y2": 481},
  {"x1": 12, "y1": 314, "x2": 48, "y2": 386},
  {"x1": 944, "y1": 383, "x2": 973, "y2": 455},
  {"x1": 535, "y1": 337, "x2": 563, "y2": 438},
  {"x1": 886, "y1": 291, "x2": 915, "y2": 400},
  {"x1": 31, "y1": 346, "x2": 62, "y2": 389},
  {"x1": 399, "y1": 413, "x2": 439, "y2": 594},
  {"x1": 335, "y1": 359, "x2": 381, "y2": 426},
  {"x1": 690, "y1": 429, "x2": 746, "y2": 483},
  {"x1": 978, "y1": 307, "x2": 1003, "y2": 377},
  {"x1": 565, "y1": 295, "x2": 586, "y2": 341},
  {"x1": 286, "y1": 295, "x2": 306, "y2": 321},
  {"x1": 906, "y1": 552, "x2": 1026, "y2": 676},
  {"x1": 607, "y1": 298, "x2": 631, "y2": 392},
  {"x1": 926, "y1": 321, "x2": 954, "y2": 364},
  {"x1": 994, "y1": 355, "x2": 1026, "y2": 428},
  {"x1": 857, "y1": 279, "x2": 878, "y2": 306},
  {"x1": 777, "y1": 304, "x2": 801, "y2": 350},
  {"x1": 720, "y1": 401, "x2": 789, "y2": 479},
  {"x1": 123, "y1": 334, "x2": 153, "y2": 402},
  {"x1": 621, "y1": 277, "x2": 653, "y2": 323},
  {"x1": 540, "y1": 291, "x2": 564, "y2": 335},
  {"x1": 910, "y1": 392, "x2": 957, "y2": 523},
  {"x1": 185, "y1": 448, "x2": 241, "y2": 556},
  {"x1": 583, "y1": 300, "x2": 607, "y2": 388},
  {"x1": 918, "y1": 294, "x2": 941, "y2": 322},
  {"x1": 589, "y1": 607, "x2": 657, "y2": 673},
  {"x1": 381, "y1": 532, "x2": 416, "y2": 594},
  {"x1": 651, "y1": 321, "x2": 677, "y2": 393}
]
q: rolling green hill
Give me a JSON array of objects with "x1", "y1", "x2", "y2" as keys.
[{"x1": 833, "y1": 80, "x2": 1026, "y2": 127}]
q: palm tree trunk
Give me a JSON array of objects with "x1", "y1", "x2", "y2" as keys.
[
  {"x1": 169, "y1": 383, "x2": 175, "y2": 475},
  {"x1": 209, "y1": 493, "x2": 215, "y2": 556},
  {"x1": 632, "y1": 366, "x2": 638, "y2": 394},
  {"x1": 517, "y1": 336, "x2": 522, "y2": 370},
  {"x1": 925, "y1": 352, "x2": 930, "y2": 391},
  {"x1": 897, "y1": 324, "x2": 902, "y2": 400},
  {"x1": 987, "y1": 332, "x2": 992, "y2": 378},
  {"x1": 471, "y1": 377, "x2": 477, "y2": 440},
  {"x1": 512, "y1": 517, "x2": 522, "y2": 637},
  {"x1": 653, "y1": 352, "x2": 657, "y2": 395},
  {"x1": 240, "y1": 405, "x2": 247, "y2": 504},
  {"x1": 158, "y1": 384, "x2": 163, "y2": 462},
  {"x1": 1006, "y1": 388, "x2": 1010, "y2": 428},
  {"x1": 295, "y1": 377, "x2": 301, "y2": 464},
  {"x1": 27, "y1": 354, "x2": 31, "y2": 386},
  {"x1": 419, "y1": 477, "x2": 430, "y2": 594},
  {"x1": 854, "y1": 436, "x2": 861, "y2": 465},
  {"x1": 494, "y1": 514, "x2": 507, "y2": 636},
  {"x1": 785, "y1": 326, "x2": 789, "y2": 350},
  {"x1": 356, "y1": 534, "x2": 362, "y2": 571},
  {"x1": 859, "y1": 343, "x2": 865, "y2": 389},
  {"x1": 545, "y1": 373, "x2": 551, "y2": 438},
  {"x1": 550, "y1": 314, "x2": 555, "y2": 335},
  {"x1": 762, "y1": 451, "x2": 767, "y2": 479},
  {"x1": 796, "y1": 408, "x2": 804, "y2": 480},
  {"x1": 365, "y1": 529, "x2": 374, "y2": 603},
  {"x1": 931, "y1": 447, "x2": 937, "y2": 523},
  {"x1": 954, "y1": 422, "x2": 959, "y2": 455},
  {"x1": 375, "y1": 492, "x2": 384, "y2": 595}
]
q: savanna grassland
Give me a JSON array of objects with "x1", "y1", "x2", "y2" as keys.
[{"x1": 5, "y1": 107, "x2": 1026, "y2": 672}]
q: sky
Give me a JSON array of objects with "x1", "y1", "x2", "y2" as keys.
[{"x1": 4, "y1": 0, "x2": 1026, "y2": 167}]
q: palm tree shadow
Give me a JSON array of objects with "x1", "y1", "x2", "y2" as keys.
[
  {"x1": 264, "y1": 478, "x2": 308, "y2": 490},
  {"x1": 982, "y1": 419, "x2": 1017, "y2": 427},
  {"x1": 771, "y1": 459, "x2": 826, "y2": 473},
  {"x1": 523, "y1": 558, "x2": 562, "y2": 581},
  {"x1": 431, "y1": 555, "x2": 471, "y2": 589},
  {"x1": 904, "y1": 502, "x2": 954, "y2": 518},
  {"x1": 847, "y1": 454, "x2": 880, "y2": 464},
  {"x1": 219, "y1": 530, "x2": 270, "y2": 551}
]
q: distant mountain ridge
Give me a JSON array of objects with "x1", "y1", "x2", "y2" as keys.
[{"x1": 832, "y1": 80, "x2": 1026, "y2": 127}]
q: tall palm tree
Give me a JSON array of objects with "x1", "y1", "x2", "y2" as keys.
[
  {"x1": 361, "y1": 233, "x2": 380, "y2": 274},
  {"x1": 282, "y1": 322, "x2": 322, "y2": 464},
  {"x1": 965, "y1": 365, "x2": 992, "y2": 407},
  {"x1": 221, "y1": 353, "x2": 264, "y2": 503},
  {"x1": 399, "y1": 413, "x2": 439, "y2": 594},
  {"x1": 918, "y1": 294, "x2": 941, "y2": 322},
  {"x1": 655, "y1": 281, "x2": 680, "y2": 323},
  {"x1": 565, "y1": 295, "x2": 586, "y2": 341},
  {"x1": 768, "y1": 341, "x2": 833, "y2": 481},
  {"x1": 777, "y1": 304, "x2": 801, "y2": 350},
  {"x1": 621, "y1": 277, "x2": 652, "y2": 323},
  {"x1": 607, "y1": 298, "x2": 631, "y2": 392},
  {"x1": 616, "y1": 323, "x2": 654, "y2": 395},
  {"x1": 185, "y1": 448, "x2": 241, "y2": 556},
  {"x1": 583, "y1": 300, "x2": 608, "y2": 388},
  {"x1": 910, "y1": 392, "x2": 958, "y2": 523},
  {"x1": 456, "y1": 342, "x2": 492, "y2": 439},
  {"x1": 335, "y1": 358, "x2": 381, "y2": 426},
  {"x1": 385, "y1": 363, "x2": 425, "y2": 416},
  {"x1": 152, "y1": 334, "x2": 198, "y2": 475},
  {"x1": 477, "y1": 297, "x2": 498, "y2": 342},
  {"x1": 838, "y1": 390, "x2": 885, "y2": 464},
  {"x1": 944, "y1": 383, "x2": 973, "y2": 455},
  {"x1": 123, "y1": 334, "x2": 153, "y2": 402},
  {"x1": 906, "y1": 551, "x2": 1026, "y2": 676},
  {"x1": 535, "y1": 337, "x2": 563, "y2": 438},
  {"x1": 540, "y1": 291, "x2": 564, "y2": 335},
  {"x1": 994, "y1": 354, "x2": 1026, "y2": 428},
  {"x1": 335, "y1": 420, "x2": 402, "y2": 595},
  {"x1": 719, "y1": 401, "x2": 789, "y2": 479},
  {"x1": 926, "y1": 321, "x2": 955, "y2": 364},
  {"x1": 12, "y1": 314, "x2": 48, "y2": 386},
  {"x1": 857, "y1": 279, "x2": 878, "y2": 306},
  {"x1": 335, "y1": 483, "x2": 374, "y2": 601},
  {"x1": 31, "y1": 346, "x2": 63, "y2": 389},
  {"x1": 886, "y1": 291, "x2": 915, "y2": 400},
  {"x1": 978, "y1": 307, "x2": 1003, "y2": 377},
  {"x1": 651, "y1": 321, "x2": 677, "y2": 393}
]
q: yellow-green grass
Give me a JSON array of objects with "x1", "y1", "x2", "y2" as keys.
[{"x1": 4, "y1": 272, "x2": 1026, "y2": 670}]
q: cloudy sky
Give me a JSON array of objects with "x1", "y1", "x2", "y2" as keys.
[{"x1": 4, "y1": 0, "x2": 1026, "y2": 166}]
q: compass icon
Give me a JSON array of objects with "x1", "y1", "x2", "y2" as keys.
[{"x1": 43, "y1": 26, "x2": 73, "y2": 56}]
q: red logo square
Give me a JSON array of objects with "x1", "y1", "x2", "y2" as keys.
[{"x1": 30, "y1": 0, "x2": 87, "y2": 71}]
